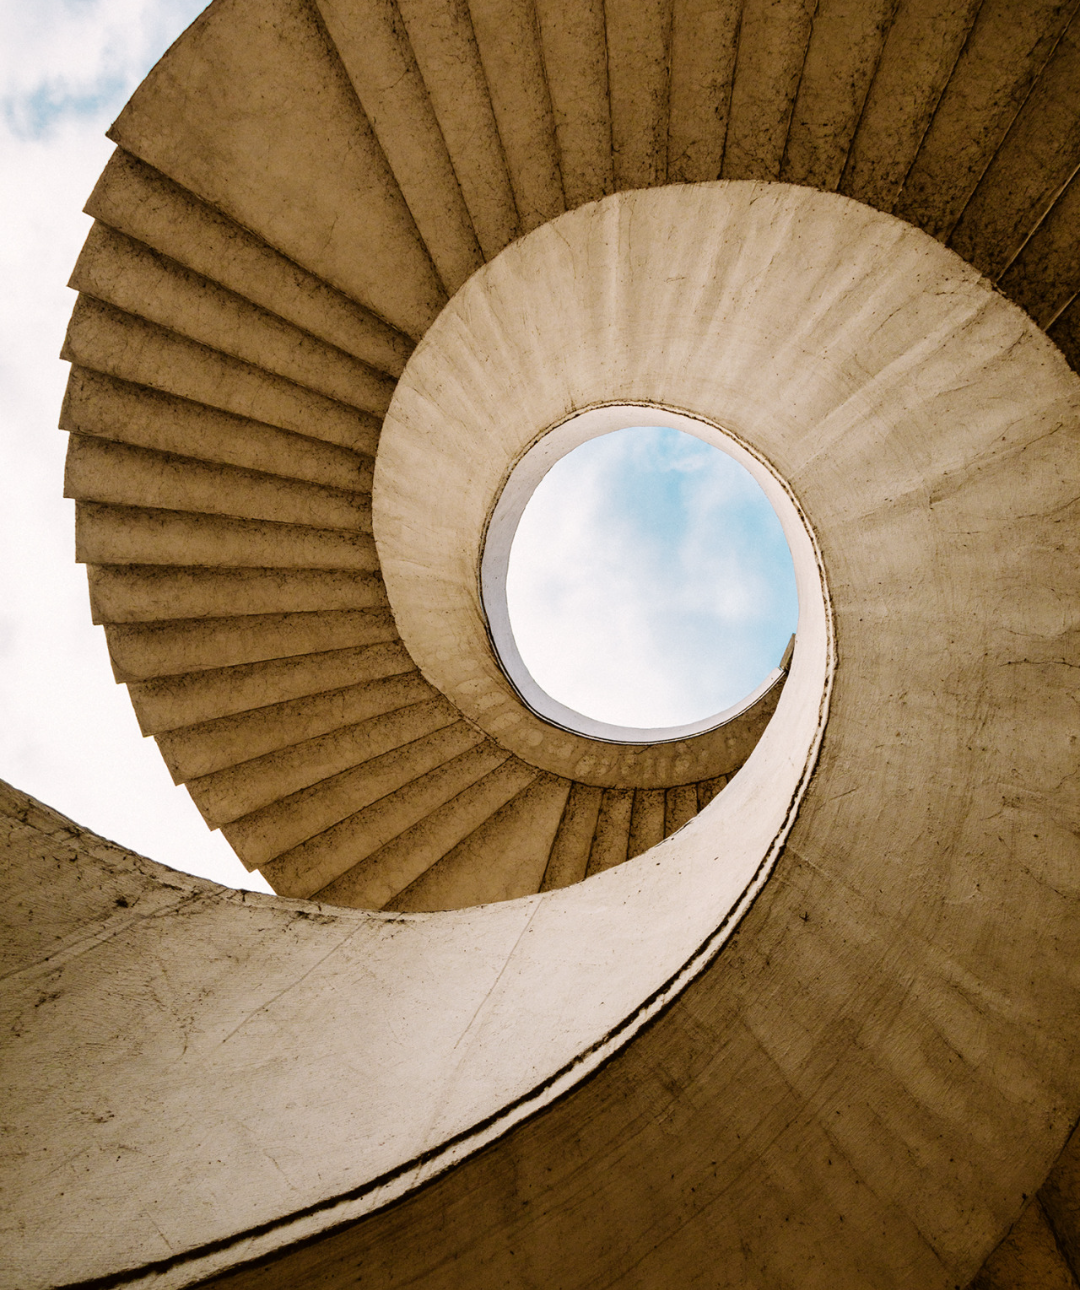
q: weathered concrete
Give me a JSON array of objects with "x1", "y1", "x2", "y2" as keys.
[
  {"x1": 894, "y1": 0, "x2": 1080, "y2": 241},
  {"x1": 108, "y1": 0, "x2": 448, "y2": 338},
  {"x1": 14, "y1": 0, "x2": 1080, "y2": 1281},
  {"x1": 62, "y1": 367, "x2": 374, "y2": 492},
  {"x1": 395, "y1": 0, "x2": 521, "y2": 259},
  {"x1": 85, "y1": 148, "x2": 414, "y2": 376},
  {"x1": 71, "y1": 221, "x2": 396, "y2": 412}
]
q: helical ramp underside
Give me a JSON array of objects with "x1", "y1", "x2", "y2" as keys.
[{"x1": 3, "y1": 1, "x2": 1080, "y2": 1287}]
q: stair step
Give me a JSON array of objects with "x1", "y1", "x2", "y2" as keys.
[
  {"x1": 533, "y1": 0, "x2": 611, "y2": 209},
  {"x1": 386, "y1": 771, "x2": 570, "y2": 912},
  {"x1": 667, "y1": 0, "x2": 741, "y2": 184},
  {"x1": 998, "y1": 170, "x2": 1080, "y2": 328},
  {"x1": 696, "y1": 774, "x2": 729, "y2": 811},
  {"x1": 722, "y1": 0, "x2": 816, "y2": 183},
  {"x1": 62, "y1": 367, "x2": 372, "y2": 493},
  {"x1": 628, "y1": 787, "x2": 664, "y2": 859},
  {"x1": 949, "y1": 18, "x2": 1080, "y2": 283},
  {"x1": 259, "y1": 737, "x2": 507, "y2": 894},
  {"x1": 66, "y1": 436, "x2": 370, "y2": 532},
  {"x1": 320, "y1": 757, "x2": 541, "y2": 908},
  {"x1": 108, "y1": 0, "x2": 445, "y2": 337},
  {"x1": 540, "y1": 782, "x2": 603, "y2": 891},
  {"x1": 75, "y1": 502, "x2": 377, "y2": 572},
  {"x1": 71, "y1": 221, "x2": 396, "y2": 413},
  {"x1": 126, "y1": 641, "x2": 414, "y2": 734},
  {"x1": 395, "y1": 0, "x2": 520, "y2": 259},
  {"x1": 318, "y1": 0, "x2": 483, "y2": 294},
  {"x1": 63, "y1": 296, "x2": 378, "y2": 454},
  {"x1": 606, "y1": 0, "x2": 672, "y2": 190},
  {"x1": 185, "y1": 695, "x2": 459, "y2": 824},
  {"x1": 103, "y1": 607, "x2": 396, "y2": 682},
  {"x1": 892, "y1": 0, "x2": 1079, "y2": 244},
  {"x1": 222, "y1": 722, "x2": 485, "y2": 870},
  {"x1": 86, "y1": 565, "x2": 385, "y2": 625},
  {"x1": 837, "y1": 0, "x2": 980, "y2": 213},
  {"x1": 156, "y1": 670, "x2": 435, "y2": 780},
  {"x1": 664, "y1": 784, "x2": 698, "y2": 837},
  {"x1": 86, "y1": 148, "x2": 413, "y2": 376},
  {"x1": 780, "y1": 0, "x2": 895, "y2": 193},
  {"x1": 586, "y1": 788, "x2": 634, "y2": 876},
  {"x1": 467, "y1": 0, "x2": 564, "y2": 231}
]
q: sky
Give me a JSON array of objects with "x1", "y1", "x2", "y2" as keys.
[
  {"x1": 0, "y1": 0, "x2": 272, "y2": 890},
  {"x1": 507, "y1": 427, "x2": 798, "y2": 729},
  {"x1": 0, "y1": 0, "x2": 796, "y2": 892}
]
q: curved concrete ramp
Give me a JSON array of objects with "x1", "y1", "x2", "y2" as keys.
[{"x1": 4, "y1": 0, "x2": 1080, "y2": 1287}]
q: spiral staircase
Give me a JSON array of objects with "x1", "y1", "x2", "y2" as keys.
[{"x1": 3, "y1": 1, "x2": 1080, "y2": 1287}]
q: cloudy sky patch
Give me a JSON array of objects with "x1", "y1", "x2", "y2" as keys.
[
  {"x1": 0, "y1": 0, "x2": 273, "y2": 889},
  {"x1": 507, "y1": 427, "x2": 798, "y2": 729}
]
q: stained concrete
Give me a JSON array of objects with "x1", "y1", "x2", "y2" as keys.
[{"x1": 7, "y1": 0, "x2": 1080, "y2": 1283}]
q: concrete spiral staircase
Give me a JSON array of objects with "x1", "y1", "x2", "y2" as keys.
[
  {"x1": 44, "y1": 3, "x2": 1080, "y2": 1283},
  {"x1": 60, "y1": 0, "x2": 1080, "y2": 917}
]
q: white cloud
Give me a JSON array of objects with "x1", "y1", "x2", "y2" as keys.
[
  {"x1": 0, "y1": 0, "x2": 272, "y2": 891},
  {"x1": 506, "y1": 427, "x2": 798, "y2": 729}
]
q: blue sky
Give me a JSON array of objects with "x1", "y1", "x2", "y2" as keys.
[{"x1": 508, "y1": 427, "x2": 798, "y2": 729}]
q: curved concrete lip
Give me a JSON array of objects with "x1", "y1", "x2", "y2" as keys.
[{"x1": 479, "y1": 403, "x2": 794, "y2": 745}]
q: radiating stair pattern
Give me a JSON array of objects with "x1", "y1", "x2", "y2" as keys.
[{"x1": 61, "y1": 0, "x2": 1080, "y2": 914}]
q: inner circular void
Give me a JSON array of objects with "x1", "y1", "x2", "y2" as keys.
[{"x1": 481, "y1": 414, "x2": 800, "y2": 744}]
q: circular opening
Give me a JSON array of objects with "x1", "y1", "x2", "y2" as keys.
[
  {"x1": 505, "y1": 425, "x2": 798, "y2": 730},
  {"x1": 481, "y1": 408, "x2": 802, "y2": 744}
]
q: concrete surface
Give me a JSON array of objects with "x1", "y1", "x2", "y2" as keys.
[{"x1": 6, "y1": 0, "x2": 1080, "y2": 1284}]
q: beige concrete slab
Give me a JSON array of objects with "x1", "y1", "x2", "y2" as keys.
[
  {"x1": 126, "y1": 641, "x2": 415, "y2": 735},
  {"x1": 108, "y1": 0, "x2": 446, "y2": 337},
  {"x1": 388, "y1": 772, "x2": 569, "y2": 911},
  {"x1": 63, "y1": 296, "x2": 379, "y2": 455},
  {"x1": 86, "y1": 148, "x2": 413, "y2": 376},
  {"x1": 396, "y1": 0, "x2": 520, "y2": 259},
  {"x1": 156, "y1": 671, "x2": 435, "y2": 781},
  {"x1": 62, "y1": 367, "x2": 373, "y2": 494},
  {"x1": 75, "y1": 502, "x2": 378, "y2": 572}
]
